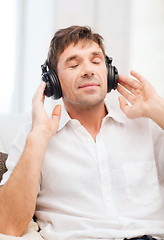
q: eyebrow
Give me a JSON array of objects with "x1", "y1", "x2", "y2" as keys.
[
  {"x1": 65, "y1": 55, "x2": 78, "y2": 64},
  {"x1": 91, "y1": 51, "x2": 104, "y2": 57}
]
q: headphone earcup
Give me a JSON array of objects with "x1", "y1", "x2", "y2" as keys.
[
  {"x1": 106, "y1": 55, "x2": 118, "y2": 93},
  {"x1": 106, "y1": 63, "x2": 118, "y2": 93},
  {"x1": 42, "y1": 70, "x2": 62, "y2": 99}
]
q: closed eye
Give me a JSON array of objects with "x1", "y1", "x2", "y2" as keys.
[
  {"x1": 92, "y1": 57, "x2": 102, "y2": 64},
  {"x1": 70, "y1": 64, "x2": 79, "y2": 69},
  {"x1": 92, "y1": 61, "x2": 100, "y2": 64}
]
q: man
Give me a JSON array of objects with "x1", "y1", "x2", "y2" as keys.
[{"x1": 0, "y1": 26, "x2": 164, "y2": 240}]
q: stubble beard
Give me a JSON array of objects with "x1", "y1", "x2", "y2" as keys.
[{"x1": 63, "y1": 90, "x2": 106, "y2": 111}]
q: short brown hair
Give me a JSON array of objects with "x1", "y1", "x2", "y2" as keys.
[{"x1": 47, "y1": 25, "x2": 105, "y2": 72}]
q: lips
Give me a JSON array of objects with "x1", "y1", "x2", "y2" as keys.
[{"x1": 79, "y1": 82, "x2": 100, "y2": 89}]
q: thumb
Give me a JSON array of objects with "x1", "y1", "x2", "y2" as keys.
[
  {"x1": 118, "y1": 96, "x2": 129, "y2": 116},
  {"x1": 51, "y1": 104, "x2": 61, "y2": 128}
]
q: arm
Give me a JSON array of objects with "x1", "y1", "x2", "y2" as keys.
[
  {"x1": 117, "y1": 70, "x2": 164, "y2": 130},
  {"x1": 0, "y1": 82, "x2": 61, "y2": 236}
]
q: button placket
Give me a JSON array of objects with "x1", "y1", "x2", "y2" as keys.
[{"x1": 96, "y1": 135, "x2": 117, "y2": 216}]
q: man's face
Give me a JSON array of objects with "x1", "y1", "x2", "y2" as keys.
[{"x1": 57, "y1": 40, "x2": 108, "y2": 109}]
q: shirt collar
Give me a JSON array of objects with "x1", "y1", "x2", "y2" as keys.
[
  {"x1": 58, "y1": 101, "x2": 71, "y2": 131},
  {"x1": 104, "y1": 97, "x2": 127, "y2": 124}
]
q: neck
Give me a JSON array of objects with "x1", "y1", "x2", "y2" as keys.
[{"x1": 64, "y1": 101, "x2": 107, "y2": 141}]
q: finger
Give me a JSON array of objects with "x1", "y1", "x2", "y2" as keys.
[
  {"x1": 130, "y1": 70, "x2": 146, "y2": 84},
  {"x1": 118, "y1": 96, "x2": 130, "y2": 116},
  {"x1": 52, "y1": 104, "x2": 61, "y2": 120},
  {"x1": 118, "y1": 81, "x2": 141, "y2": 96},
  {"x1": 35, "y1": 82, "x2": 46, "y2": 97},
  {"x1": 51, "y1": 105, "x2": 62, "y2": 133},
  {"x1": 118, "y1": 74, "x2": 141, "y2": 90},
  {"x1": 33, "y1": 82, "x2": 46, "y2": 105},
  {"x1": 117, "y1": 84, "x2": 135, "y2": 105}
]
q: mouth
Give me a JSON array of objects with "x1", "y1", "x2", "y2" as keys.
[{"x1": 79, "y1": 82, "x2": 100, "y2": 89}]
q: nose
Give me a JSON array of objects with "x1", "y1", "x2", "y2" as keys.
[{"x1": 81, "y1": 62, "x2": 95, "y2": 78}]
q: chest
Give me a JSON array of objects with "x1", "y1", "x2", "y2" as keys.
[{"x1": 41, "y1": 119, "x2": 155, "y2": 196}]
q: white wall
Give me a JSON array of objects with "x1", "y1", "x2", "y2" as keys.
[
  {"x1": 0, "y1": 1, "x2": 15, "y2": 114},
  {"x1": 0, "y1": 0, "x2": 164, "y2": 114},
  {"x1": 12, "y1": 0, "x2": 56, "y2": 113},
  {"x1": 129, "y1": 0, "x2": 164, "y2": 97},
  {"x1": 12, "y1": 0, "x2": 132, "y2": 113}
]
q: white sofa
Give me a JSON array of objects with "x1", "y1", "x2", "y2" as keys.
[{"x1": 0, "y1": 112, "x2": 31, "y2": 154}]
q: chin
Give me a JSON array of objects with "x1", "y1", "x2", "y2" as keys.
[{"x1": 77, "y1": 94, "x2": 106, "y2": 107}]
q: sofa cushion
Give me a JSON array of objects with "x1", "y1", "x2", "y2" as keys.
[
  {"x1": 0, "y1": 112, "x2": 32, "y2": 154},
  {"x1": 0, "y1": 152, "x2": 8, "y2": 182}
]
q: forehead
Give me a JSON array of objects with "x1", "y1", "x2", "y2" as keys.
[{"x1": 58, "y1": 41, "x2": 103, "y2": 63}]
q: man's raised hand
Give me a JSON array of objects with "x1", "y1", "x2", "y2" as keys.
[
  {"x1": 32, "y1": 82, "x2": 61, "y2": 140},
  {"x1": 117, "y1": 70, "x2": 164, "y2": 129}
]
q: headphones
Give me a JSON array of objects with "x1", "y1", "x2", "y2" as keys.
[{"x1": 41, "y1": 55, "x2": 118, "y2": 99}]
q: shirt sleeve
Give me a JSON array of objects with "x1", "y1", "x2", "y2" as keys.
[
  {"x1": 0, "y1": 122, "x2": 32, "y2": 186},
  {"x1": 151, "y1": 120, "x2": 164, "y2": 182}
]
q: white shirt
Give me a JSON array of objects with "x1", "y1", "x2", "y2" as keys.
[{"x1": 1, "y1": 96, "x2": 164, "y2": 240}]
